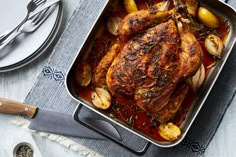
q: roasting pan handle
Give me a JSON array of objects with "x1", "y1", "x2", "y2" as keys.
[{"x1": 73, "y1": 104, "x2": 150, "y2": 156}]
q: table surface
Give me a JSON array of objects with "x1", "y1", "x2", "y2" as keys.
[{"x1": 1, "y1": 0, "x2": 236, "y2": 157}]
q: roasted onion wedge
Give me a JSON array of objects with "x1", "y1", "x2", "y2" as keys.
[
  {"x1": 205, "y1": 34, "x2": 224, "y2": 58},
  {"x1": 186, "y1": 64, "x2": 205, "y2": 92}
]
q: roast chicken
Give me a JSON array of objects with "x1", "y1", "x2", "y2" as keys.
[{"x1": 92, "y1": 0, "x2": 202, "y2": 123}]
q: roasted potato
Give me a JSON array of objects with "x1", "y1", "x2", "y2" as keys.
[
  {"x1": 159, "y1": 122, "x2": 181, "y2": 141},
  {"x1": 92, "y1": 87, "x2": 111, "y2": 110}
]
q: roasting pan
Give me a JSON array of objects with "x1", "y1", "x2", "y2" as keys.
[{"x1": 65, "y1": 0, "x2": 236, "y2": 153}]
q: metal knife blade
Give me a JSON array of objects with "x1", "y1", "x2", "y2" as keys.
[
  {"x1": 28, "y1": 108, "x2": 106, "y2": 139},
  {"x1": 29, "y1": 0, "x2": 61, "y2": 18},
  {"x1": 0, "y1": 98, "x2": 108, "y2": 140}
]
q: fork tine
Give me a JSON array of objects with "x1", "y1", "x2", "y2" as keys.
[
  {"x1": 34, "y1": 0, "x2": 43, "y2": 3},
  {"x1": 34, "y1": 0, "x2": 45, "y2": 6},
  {"x1": 33, "y1": 0, "x2": 41, "y2": 3},
  {"x1": 34, "y1": 7, "x2": 56, "y2": 29},
  {"x1": 29, "y1": 8, "x2": 48, "y2": 23},
  {"x1": 32, "y1": 9, "x2": 49, "y2": 24},
  {"x1": 35, "y1": 0, "x2": 45, "y2": 5}
]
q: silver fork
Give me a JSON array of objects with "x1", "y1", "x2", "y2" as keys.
[
  {"x1": 0, "y1": 6, "x2": 56, "y2": 55},
  {"x1": 0, "y1": 0, "x2": 46, "y2": 43}
]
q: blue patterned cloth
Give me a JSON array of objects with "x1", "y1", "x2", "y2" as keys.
[{"x1": 24, "y1": 0, "x2": 236, "y2": 156}]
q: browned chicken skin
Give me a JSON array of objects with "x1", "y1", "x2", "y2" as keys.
[
  {"x1": 108, "y1": 20, "x2": 181, "y2": 106},
  {"x1": 119, "y1": 9, "x2": 174, "y2": 37},
  {"x1": 93, "y1": 1, "x2": 202, "y2": 123}
]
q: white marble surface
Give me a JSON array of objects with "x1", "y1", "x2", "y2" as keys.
[{"x1": 0, "y1": 0, "x2": 236, "y2": 157}]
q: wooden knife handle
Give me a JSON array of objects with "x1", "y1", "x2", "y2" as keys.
[{"x1": 0, "y1": 98, "x2": 38, "y2": 118}]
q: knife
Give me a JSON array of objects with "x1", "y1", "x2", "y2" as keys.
[
  {"x1": 0, "y1": 98, "x2": 120, "y2": 140},
  {"x1": 29, "y1": 0, "x2": 61, "y2": 18}
]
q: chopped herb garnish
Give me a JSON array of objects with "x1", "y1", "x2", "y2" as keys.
[
  {"x1": 145, "y1": 0, "x2": 153, "y2": 8},
  {"x1": 102, "y1": 85, "x2": 109, "y2": 91},
  {"x1": 117, "y1": 72, "x2": 124, "y2": 77},
  {"x1": 124, "y1": 110, "x2": 128, "y2": 116},
  {"x1": 136, "y1": 91, "x2": 143, "y2": 96}
]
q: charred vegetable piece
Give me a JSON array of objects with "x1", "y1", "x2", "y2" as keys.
[
  {"x1": 205, "y1": 34, "x2": 224, "y2": 58},
  {"x1": 159, "y1": 122, "x2": 181, "y2": 141},
  {"x1": 92, "y1": 87, "x2": 111, "y2": 110},
  {"x1": 124, "y1": 0, "x2": 138, "y2": 13},
  {"x1": 107, "y1": 16, "x2": 122, "y2": 36},
  {"x1": 186, "y1": 64, "x2": 205, "y2": 92},
  {"x1": 198, "y1": 7, "x2": 220, "y2": 28},
  {"x1": 75, "y1": 62, "x2": 92, "y2": 87}
]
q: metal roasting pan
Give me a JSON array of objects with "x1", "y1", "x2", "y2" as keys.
[{"x1": 65, "y1": 0, "x2": 236, "y2": 153}]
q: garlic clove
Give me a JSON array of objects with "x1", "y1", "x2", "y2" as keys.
[
  {"x1": 159, "y1": 122, "x2": 181, "y2": 141},
  {"x1": 186, "y1": 64, "x2": 205, "y2": 92},
  {"x1": 92, "y1": 87, "x2": 111, "y2": 110},
  {"x1": 205, "y1": 34, "x2": 224, "y2": 58},
  {"x1": 107, "y1": 16, "x2": 122, "y2": 36}
]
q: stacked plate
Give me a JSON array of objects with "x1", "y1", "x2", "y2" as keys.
[{"x1": 0, "y1": 0, "x2": 63, "y2": 72}]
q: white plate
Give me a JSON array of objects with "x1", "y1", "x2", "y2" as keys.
[{"x1": 0, "y1": 0, "x2": 63, "y2": 72}]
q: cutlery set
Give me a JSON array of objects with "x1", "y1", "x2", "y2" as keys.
[{"x1": 0, "y1": 0, "x2": 60, "y2": 56}]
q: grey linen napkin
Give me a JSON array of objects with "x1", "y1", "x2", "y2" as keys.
[{"x1": 24, "y1": 0, "x2": 236, "y2": 156}]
